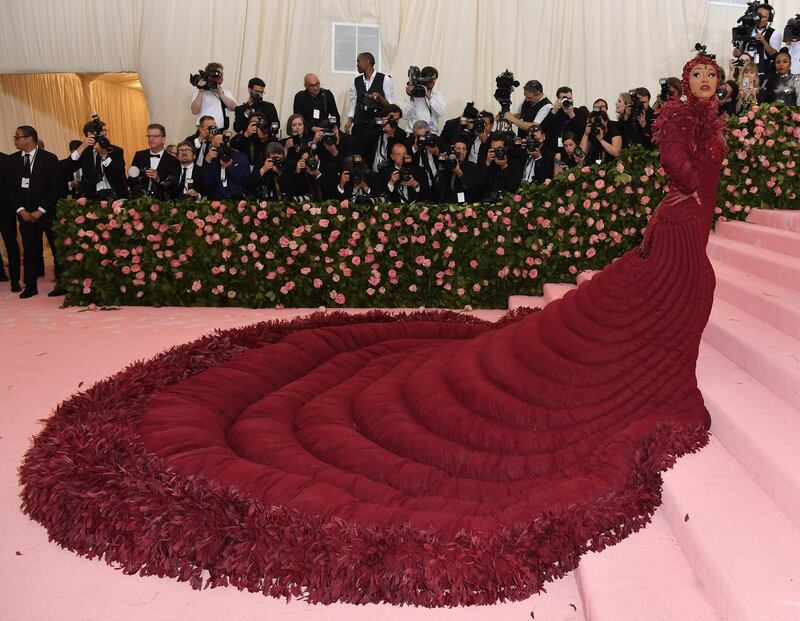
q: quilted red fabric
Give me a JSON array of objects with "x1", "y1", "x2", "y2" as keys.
[{"x1": 21, "y1": 98, "x2": 726, "y2": 607}]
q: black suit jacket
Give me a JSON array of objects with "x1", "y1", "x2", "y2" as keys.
[
  {"x1": 433, "y1": 159, "x2": 479, "y2": 203},
  {"x1": 129, "y1": 150, "x2": 181, "y2": 197},
  {"x1": 71, "y1": 145, "x2": 127, "y2": 198},
  {"x1": 8, "y1": 149, "x2": 60, "y2": 222},
  {"x1": 233, "y1": 101, "x2": 280, "y2": 133},
  {"x1": 477, "y1": 159, "x2": 523, "y2": 200},
  {"x1": 293, "y1": 89, "x2": 341, "y2": 129},
  {"x1": 377, "y1": 164, "x2": 429, "y2": 203}
]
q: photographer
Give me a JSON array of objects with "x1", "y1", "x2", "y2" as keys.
[
  {"x1": 718, "y1": 80, "x2": 740, "y2": 115},
  {"x1": 630, "y1": 87, "x2": 655, "y2": 148},
  {"x1": 652, "y1": 77, "x2": 683, "y2": 113},
  {"x1": 614, "y1": 92, "x2": 637, "y2": 148},
  {"x1": 503, "y1": 80, "x2": 553, "y2": 137},
  {"x1": 366, "y1": 105, "x2": 407, "y2": 173},
  {"x1": 312, "y1": 118, "x2": 353, "y2": 169},
  {"x1": 230, "y1": 113, "x2": 270, "y2": 168},
  {"x1": 439, "y1": 102, "x2": 479, "y2": 147},
  {"x1": 70, "y1": 118, "x2": 127, "y2": 199},
  {"x1": 283, "y1": 147, "x2": 335, "y2": 202},
  {"x1": 170, "y1": 141, "x2": 209, "y2": 200},
  {"x1": 403, "y1": 66, "x2": 446, "y2": 135},
  {"x1": 189, "y1": 62, "x2": 237, "y2": 130},
  {"x1": 477, "y1": 133, "x2": 523, "y2": 201},
  {"x1": 468, "y1": 110, "x2": 495, "y2": 165},
  {"x1": 344, "y1": 52, "x2": 394, "y2": 139},
  {"x1": 293, "y1": 73, "x2": 341, "y2": 129},
  {"x1": 200, "y1": 134, "x2": 249, "y2": 200},
  {"x1": 759, "y1": 47, "x2": 800, "y2": 104},
  {"x1": 336, "y1": 154, "x2": 375, "y2": 202},
  {"x1": 407, "y1": 120, "x2": 440, "y2": 188},
  {"x1": 541, "y1": 86, "x2": 588, "y2": 153},
  {"x1": 233, "y1": 77, "x2": 279, "y2": 133},
  {"x1": 378, "y1": 142, "x2": 428, "y2": 204},
  {"x1": 432, "y1": 138, "x2": 478, "y2": 204},
  {"x1": 282, "y1": 114, "x2": 313, "y2": 167},
  {"x1": 129, "y1": 124, "x2": 181, "y2": 199},
  {"x1": 554, "y1": 132, "x2": 583, "y2": 174},
  {"x1": 183, "y1": 115, "x2": 216, "y2": 168},
  {"x1": 580, "y1": 109, "x2": 622, "y2": 165},
  {"x1": 732, "y1": 3, "x2": 781, "y2": 80},
  {"x1": 520, "y1": 125, "x2": 554, "y2": 185},
  {"x1": 248, "y1": 142, "x2": 286, "y2": 200}
]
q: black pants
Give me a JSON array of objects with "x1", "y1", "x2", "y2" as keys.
[
  {"x1": 0, "y1": 213, "x2": 21, "y2": 284},
  {"x1": 19, "y1": 215, "x2": 60, "y2": 290}
]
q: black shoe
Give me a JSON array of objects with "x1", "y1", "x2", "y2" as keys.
[
  {"x1": 19, "y1": 288, "x2": 38, "y2": 299},
  {"x1": 0, "y1": 273, "x2": 9, "y2": 283},
  {"x1": 47, "y1": 287, "x2": 66, "y2": 297},
  {"x1": 11, "y1": 282, "x2": 22, "y2": 293}
]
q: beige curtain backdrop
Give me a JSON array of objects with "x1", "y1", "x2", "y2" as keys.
[
  {"x1": 0, "y1": 72, "x2": 149, "y2": 161},
  {"x1": 1, "y1": 0, "x2": 796, "y2": 155}
]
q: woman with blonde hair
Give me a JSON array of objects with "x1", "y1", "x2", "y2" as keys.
[{"x1": 736, "y1": 60, "x2": 759, "y2": 112}]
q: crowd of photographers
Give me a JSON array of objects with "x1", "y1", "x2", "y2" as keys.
[{"x1": 0, "y1": 2, "x2": 798, "y2": 298}]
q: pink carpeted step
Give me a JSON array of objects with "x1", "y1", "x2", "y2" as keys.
[
  {"x1": 706, "y1": 234, "x2": 800, "y2": 292},
  {"x1": 715, "y1": 220, "x2": 800, "y2": 259},
  {"x1": 711, "y1": 261, "x2": 800, "y2": 340},
  {"x1": 543, "y1": 283, "x2": 577, "y2": 305},
  {"x1": 703, "y1": 299, "x2": 800, "y2": 406},
  {"x1": 507, "y1": 295, "x2": 545, "y2": 310},
  {"x1": 576, "y1": 512, "x2": 718, "y2": 621},
  {"x1": 698, "y1": 342, "x2": 800, "y2": 531},
  {"x1": 746, "y1": 208, "x2": 800, "y2": 234},
  {"x1": 660, "y1": 438, "x2": 800, "y2": 621},
  {"x1": 576, "y1": 270, "x2": 600, "y2": 286}
]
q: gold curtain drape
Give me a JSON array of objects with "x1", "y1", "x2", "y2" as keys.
[{"x1": 0, "y1": 72, "x2": 149, "y2": 163}]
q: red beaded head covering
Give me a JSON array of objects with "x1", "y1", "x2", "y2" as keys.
[{"x1": 681, "y1": 52, "x2": 723, "y2": 104}]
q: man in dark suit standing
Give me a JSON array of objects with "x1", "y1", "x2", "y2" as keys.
[
  {"x1": 201, "y1": 135, "x2": 251, "y2": 200},
  {"x1": 129, "y1": 124, "x2": 181, "y2": 199},
  {"x1": 69, "y1": 120, "x2": 127, "y2": 199},
  {"x1": 376, "y1": 142, "x2": 429, "y2": 203},
  {"x1": 9, "y1": 126, "x2": 62, "y2": 298},
  {"x1": 233, "y1": 78, "x2": 280, "y2": 133},
  {"x1": 0, "y1": 150, "x2": 22, "y2": 292},
  {"x1": 293, "y1": 73, "x2": 341, "y2": 130}
]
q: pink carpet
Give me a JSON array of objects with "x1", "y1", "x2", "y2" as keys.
[{"x1": 3, "y1": 208, "x2": 800, "y2": 619}]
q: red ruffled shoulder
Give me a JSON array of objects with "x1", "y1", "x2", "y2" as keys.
[{"x1": 653, "y1": 99, "x2": 728, "y2": 160}]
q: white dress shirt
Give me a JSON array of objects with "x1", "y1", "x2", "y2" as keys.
[
  {"x1": 71, "y1": 148, "x2": 112, "y2": 191},
  {"x1": 403, "y1": 89, "x2": 446, "y2": 134},
  {"x1": 192, "y1": 88, "x2": 237, "y2": 127}
]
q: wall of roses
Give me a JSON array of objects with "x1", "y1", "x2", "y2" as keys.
[{"x1": 57, "y1": 104, "x2": 799, "y2": 310}]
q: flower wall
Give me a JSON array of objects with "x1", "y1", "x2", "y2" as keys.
[{"x1": 57, "y1": 104, "x2": 799, "y2": 310}]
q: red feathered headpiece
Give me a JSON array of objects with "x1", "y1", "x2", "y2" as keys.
[{"x1": 680, "y1": 53, "x2": 724, "y2": 104}]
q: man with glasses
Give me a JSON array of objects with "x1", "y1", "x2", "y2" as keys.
[
  {"x1": 233, "y1": 77, "x2": 279, "y2": 133},
  {"x1": 190, "y1": 62, "x2": 237, "y2": 130},
  {"x1": 183, "y1": 115, "x2": 216, "y2": 168},
  {"x1": 169, "y1": 142, "x2": 208, "y2": 199},
  {"x1": 9, "y1": 126, "x2": 62, "y2": 299},
  {"x1": 129, "y1": 124, "x2": 181, "y2": 199},
  {"x1": 293, "y1": 73, "x2": 341, "y2": 131}
]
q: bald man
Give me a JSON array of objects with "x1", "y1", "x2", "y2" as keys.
[{"x1": 293, "y1": 73, "x2": 341, "y2": 131}]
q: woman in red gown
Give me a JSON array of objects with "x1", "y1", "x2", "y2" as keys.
[{"x1": 22, "y1": 52, "x2": 728, "y2": 607}]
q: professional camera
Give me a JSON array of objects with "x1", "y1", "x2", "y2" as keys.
[
  {"x1": 305, "y1": 155, "x2": 320, "y2": 172},
  {"x1": 437, "y1": 150, "x2": 459, "y2": 171},
  {"x1": 416, "y1": 133, "x2": 439, "y2": 150},
  {"x1": 658, "y1": 78, "x2": 673, "y2": 102},
  {"x1": 320, "y1": 128, "x2": 337, "y2": 145},
  {"x1": 474, "y1": 118, "x2": 488, "y2": 134},
  {"x1": 87, "y1": 114, "x2": 113, "y2": 152},
  {"x1": 785, "y1": 14, "x2": 800, "y2": 41},
  {"x1": 561, "y1": 97, "x2": 573, "y2": 110},
  {"x1": 408, "y1": 65, "x2": 436, "y2": 98},
  {"x1": 493, "y1": 146, "x2": 508, "y2": 161},
  {"x1": 349, "y1": 154, "x2": 366, "y2": 185},
  {"x1": 359, "y1": 97, "x2": 384, "y2": 118},
  {"x1": 375, "y1": 117, "x2": 399, "y2": 129},
  {"x1": 270, "y1": 156, "x2": 285, "y2": 171},
  {"x1": 574, "y1": 147, "x2": 585, "y2": 160},
  {"x1": 493, "y1": 69, "x2": 520, "y2": 114},
  {"x1": 524, "y1": 136, "x2": 541, "y2": 153},
  {"x1": 732, "y1": 1, "x2": 762, "y2": 48},
  {"x1": 400, "y1": 154, "x2": 415, "y2": 182},
  {"x1": 590, "y1": 108, "x2": 605, "y2": 136},
  {"x1": 189, "y1": 68, "x2": 222, "y2": 90},
  {"x1": 127, "y1": 166, "x2": 154, "y2": 199},
  {"x1": 217, "y1": 145, "x2": 234, "y2": 163},
  {"x1": 208, "y1": 126, "x2": 226, "y2": 137},
  {"x1": 249, "y1": 90, "x2": 263, "y2": 103},
  {"x1": 629, "y1": 90, "x2": 644, "y2": 118}
]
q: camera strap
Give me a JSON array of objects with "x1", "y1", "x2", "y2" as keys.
[{"x1": 212, "y1": 91, "x2": 230, "y2": 130}]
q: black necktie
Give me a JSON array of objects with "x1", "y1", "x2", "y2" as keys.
[
  {"x1": 94, "y1": 152, "x2": 103, "y2": 180},
  {"x1": 150, "y1": 153, "x2": 161, "y2": 159},
  {"x1": 179, "y1": 167, "x2": 188, "y2": 191},
  {"x1": 23, "y1": 153, "x2": 31, "y2": 177}
]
